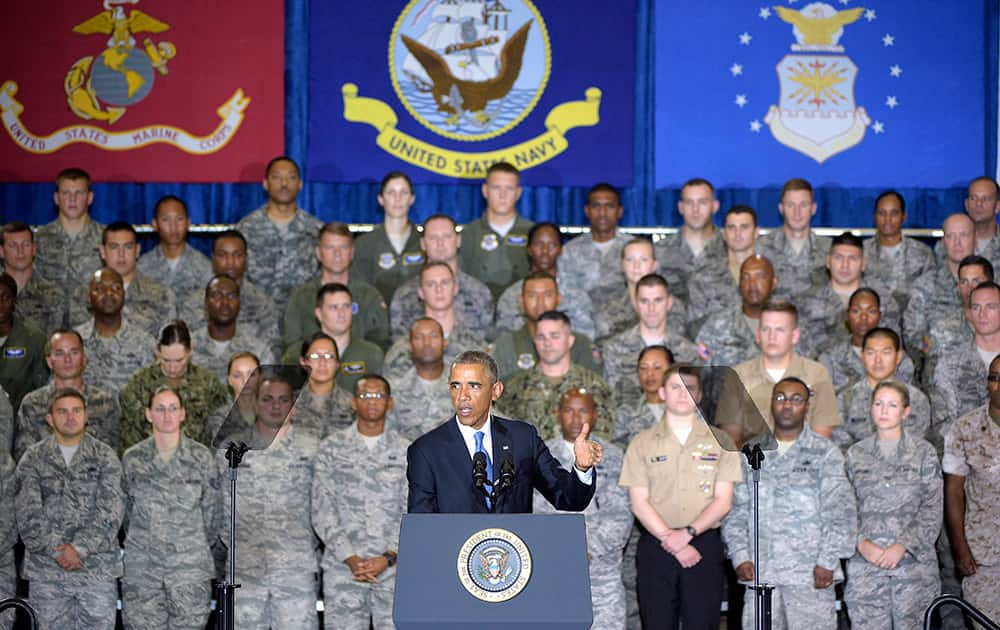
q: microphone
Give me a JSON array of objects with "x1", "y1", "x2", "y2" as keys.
[
  {"x1": 492, "y1": 454, "x2": 515, "y2": 500},
  {"x1": 472, "y1": 451, "x2": 488, "y2": 491}
]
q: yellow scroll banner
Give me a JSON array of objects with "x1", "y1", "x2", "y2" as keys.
[{"x1": 342, "y1": 83, "x2": 601, "y2": 178}]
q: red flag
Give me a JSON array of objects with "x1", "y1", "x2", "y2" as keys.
[{"x1": 0, "y1": 0, "x2": 284, "y2": 182}]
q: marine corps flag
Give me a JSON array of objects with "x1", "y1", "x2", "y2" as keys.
[
  {"x1": 655, "y1": 0, "x2": 987, "y2": 188},
  {"x1": 307, "y1": 0, "x2": 637, "y2": 186},
  {"x1": 0, "y1": 0, "x2": 284, "y2": 182}
]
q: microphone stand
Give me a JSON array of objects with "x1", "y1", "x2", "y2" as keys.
[
  {"x1": 214, "y1": 441, "x2": 250, "y2": 630},
  {"x1": 491, "y1": 456, "x2": 515, "y2": 505},
  {"x1": 741, "y1": 442, "x2": 773, "y2": 630}
]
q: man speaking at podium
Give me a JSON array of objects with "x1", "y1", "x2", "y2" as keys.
[{"x1": 406, "y1": 350, "x2": 602, "y2": 513}]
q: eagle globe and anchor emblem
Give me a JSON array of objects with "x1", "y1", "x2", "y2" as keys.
[
  {"x1": 341, "y1": 0, "x2": 604, "y2": 178},
  {"x1": 764, "y1": 3, "x2": 871, "y2": 163},
  {"x1": 457, "y1": 528, "x2": 532, "y2": 602}
]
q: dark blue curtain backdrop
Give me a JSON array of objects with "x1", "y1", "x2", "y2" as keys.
[{"x1": 1, "y1": 0, "x2": 996, "y2": 230}]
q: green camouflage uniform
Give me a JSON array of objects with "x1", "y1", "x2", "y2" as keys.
[
  {"x1": 15, "y1": 381, "x2": 120, "y2": 462},
  {"x1": 497, "y1": 363, "x2": 614, "y2": 441}
]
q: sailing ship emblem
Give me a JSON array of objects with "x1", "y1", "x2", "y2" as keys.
[{"x1": 391, "y1": 0, "x2": 551, "y2": 141}]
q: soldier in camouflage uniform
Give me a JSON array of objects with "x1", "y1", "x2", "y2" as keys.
[
  {"x1": 557, "y1": 184, "x2": 632, "y2": 294},
  {"x1": 497, "y1": 311, "x2": 614, "y2": 441},
  {"x1": 0, "y1": 450, "x2": 13, "y2": 630},
  {"x1": 390, "y1": 318, "x2": 453, "y2": 441},
  {"x1": 490, "y1": 271, "x2": 602, "y2": 380},
  {"x1": 653, "y1": 178, "x2": 728, "y2": 305},
  {"x1": 835, "y1": 328, "x2": 930, "y2": 452},
  {"x1": 458, "y1": 162, "x2": 534, "y2": 299},
  {"x1": 533, "y1": 389, "x2": 631, "y2": 630},
  {"x1": 756, "y1": 179, "x2": 832, "y2": 303},
  {"x1": 68, "y1": 221, "x2": 177, "y2": 337},
  {"x1": 220, "y1": 374, "x2": 321, "y2": 629},
  {"x1": 204, "y1": 351, "x2": 259, "y2": 446},
  {"x1": 313, "y1": 375, "x2": 409, "y2": 630},
  {"x1": 923, "y1": 255, "x2": 992, "y2": 385},
  {"x1": 722, "y1": 378, "x2": 856, "y2": 630},
  {"x1": 236, "y1": 156, "x2": 323, "y2": 305},
  {"x1": 933, "y1": 178, "x2": 1000, "y2": 271},
  {"x1": 0, "y1": 388, "x2": 10, "y2": 459},
  {"x1": 818, "y1": 290, "x2": 914, "y2": 394},
  {"x1": 862, "y1": 191, "x2": 936, "y2": 311},
  {"x1": 74, "y1": 268, "x2": 156, "y2": 397},
  {"x1": 15, "y1": 387, "x2": 124, "y2": 630},
  {"x1": 495, "y1": 222, "x2": 597, "y2": 339},
  {"x1": 845, "y1": 381, "x2": 942, "y2": 630},
  {"x1": 178, "y1": 230, "x2": 281, "y2": 349},
  {"x1": 353, "y1": 172, "x2": 425, "y2": 303},
  {"x1": 295, "y1": 332, "x2": 355, "y2": 438},
  {"x1": 1, "y1": 221, "x2": 67, "y2": 335},
  {"x1": 119, "y1": 320, "x2": 229, "y2": 454},
  {"x1": 121, "y1": 387, "x2": 222, "y2": 630},
  {"x1": 190, "y1": 275, "x2": 277, "y2": 381},
  {"x1": 697, "y1": 255, "x2": 776, "y2": 367},
  {"x1": 687, "y1": 205, "x2": 760, "y2": 335},
  {"x1": 0, "y1": 274, "x2": 49, "y2": 412},
  {"x1": 33, "y1": 168, "x2": 105, "y2": 306},
  {"x1": 283, "y1": 222, "x2": 390, "y2": 351},
  {"x1": 136, "y1": 195, "x2": 214, "y2": 298},
  {"x1": 16, "y1": 329, "x2": 120, "y2": 460},
  {"x1": 601, "y1": 274, "x2": 705, "y2": 405},
  {"x1": 942, "y1": 354, "x2": 1000, "y2": 626},
  {"x1": 389, "y1": 214, "x2": 493, "y2": 341}
]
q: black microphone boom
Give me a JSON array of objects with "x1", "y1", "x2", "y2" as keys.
[
  {"x1": 492, "y1": 454, "x2": 515, "y2": 501},
  {"x1": 472, "y1": 451, "x2": 488, "y2": 490}
]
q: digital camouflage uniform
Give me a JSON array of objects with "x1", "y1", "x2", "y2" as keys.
[
  {"x1": 293, "y1": 385, "x2": 355, "y2": 439},
  {"x1": 33, "y1": 217, "x2": 104, "y2": 305},
  {"x1": 237, "y1": 205, "x2": 323, "y2": 305},
  {"x1": 12, "y1": 270, "x2": 66, "y2": 336},
  {"x1": 845, "y1": 430, "x2": 942, "y2": 630},
  {"x1": 929, "y1": 337, "x2": 990, "y2": 452},
  {"x1": 494, "y1": 279, "x2": 597, "y2": 340},
  {"x1": 902, "y1": 263, "x2": 961, "y2": 358},
  {"x1": 601, "y1": 324, "x2": 703, "y2": 404},
  {"x1": 389, "y1": 367, "x2": 452, "y2": 441},
  {"x1": 0, "y1": 388, "x2": 11, "y2": 458},
  {"x1": 589, "y1": 284, "x2": 692, "y2": 344},
  {"x1": 190, "y1": 324, "x2": 278, "y2": 383},
  {"x1": 178, "y1": 279, "x2": 280, "y2": 351},
  {"x1": 653, "y1": 230, "x2": 727, "y2": 304},
  {"x1": 489, "y1": 325, "x2": 602, "y2": 381},
  {"x1": 756, "y1": 230, "x2": 831, "y2": 303},
  {"x1": 121, "y1": 436, "x2": 222, "y2": 630},
  {"x1": 863, "y1": 236, "x2": 936, "y2": 311},
  {"x1": 136, "y1": 243, "x2": 214, "y2": 299},
  {"x1": 496, "y1": 363, "x2": 614, "y2": 441},
  {"x1": 612, "y1": 395, "x2": 661, "y2": 450},
  {"x1": 388, "y1": 269, "x2": 493, "y2": 342},
  {"x1": 721, "y1": 426, "x2": 857, "y2": 630},
  {"x1": 312, "y1": 426, "x2": 410, "y2": 630},
  {"x1": 118, "y1": 362, "x2": 229, "y2": 453},
  {"x1": 0, "y1": 451, "x2": 15, "y2": 630},
  {"x1": 283, "y1": 274, "x2": 390, "y2": 351},
  {"x1": 796, "y1": 276, "x2": 901, "y2": 358},
  {"x1": 924, "y1": 314, "x2": 972, "y2": 387},
  {"x1": 69, "y1": 272, "x2": 177, "y2": 338},
  {"x1": 352, "y1": 224, "x2": 425, "y2": 303},
  {"x1": 557, "y1": 231, "x2": 631, "y2": 295},
  {"x1": 15, "y1": 433, "x2": 124, "y2": 630},
  {"x1": 221, "y1": 425, "x2": 320, "y2": 630},
  {"x1": 15, "y1": 381, "x2": 120, "y2": 462},
  {"x1": 686, "y1": 255, "x2": 741, "y2": 337},
  {"x1": 533, "y1": 437, "x2": 631, "y2": 630},
  {"x1": 696, "y1": 306, "x2": 759, "y2": 368},
  {"x1": 933, "y1": 229, "x2": 1000, "y2": 272},
  {"x1": 0, "y1": 315, "x2": 49, "y2": 411},
  {"x1": 457, "y1": 214, "x2": 535, "y2": 299},
  {"x1": 75, "y1": 317, "x2": 156, "y2": 397},
  {"x1": 834, "y1": 379, "x2": 931, "y2": 452},
  {"x1": 382, "y1": 324, "x2": 486, "y2": 384},
  {"x1": 817, "y1": 338, "x2": 915, "y2": 395}
]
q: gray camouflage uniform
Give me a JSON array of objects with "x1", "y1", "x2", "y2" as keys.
[
  {"x1": 721, "y1": 426, "x2": 856, "y2": 630},
  {"x1": 612, "y1": 395, "x2": 661, "y2": 450},
  {"x1": 190, "y1": 325, "x2": 277, "y2": 382},
  {"x1": 312, "y1": 426, "x2": 410, "y2": 630},
  {"x1": 686, "y1": 257, "x2": 740, "y2": 337},
  {"x1": 934, "y1": 229, "x2": 1000, "y2": 272},
  {"x1": 221, "y1": 425, "x2": 320, "y2": 630},
  {"x1": 383, "y1": 324, "x2": 486, "y2": 384},
  {"x1": 33, "y1": 217, "x2": 104, "y2": 304},
  {"x1": 388, "y1": 270, "x2": 494, "y2": 342},
  {"x1": 15, "y1": 381, "x2": 120, "y2": 462},
  {"x1": 121, "y1": 436, "x2": 222, "y2": 630},
  {"x1": 69, "y1": 272, "x2": 177, "y2": 337},
  {"x1": 494, "y1": 279, "x2": 597, "y2": 340},
  {"x1": 601, "y1": 325, "x2": 703, "y2": 404},
  {"x1": 557, "y1": 231, "x2": 631, "y2": 294},
  {"x1": 294, "y1": 385, "x2": 355, "y2": 439},
  {"x1": 0, "y1": 388, "x2": 11, "y2": 458},
  {"x1": 696, "y1": 306, "x2": 759, "y2": 367},
  {"x1": 863, "y1": 236, "x2": 936, "y2": 311},
  {"x1": 75, "y1": 317, "x2": 156, "y2": 397},
  {"x1": 653, "y1": 231, "x2": 727, "y2": 304},
  {"x1": 590, "y1": 284, "x2": 692, "y2": 343},
  {"x1": 237, "y1": 205, "x2": 323, "y2": 305},
  {"x1": 283, "y1": 275, "x2": 390, "y2": 350},
  {"x1": 929, "y1": 337, "x2": 989, "y2": 452},
  {"x1": 179, "y1": 279, "x2": 281, "y2": 350},
  {"x1": 902, "y1": 264, "x2": 961, "y2": 358},
  {"x1": 533, "y1": 437, "x2": 631, "y2": 630},
  {"x1": 496, "y1": 364, "x2": 614, "y2": 441},
  {"x1": 12, "y1": 270, "x2": 66, "y2": 336},
  {"x1": 0, "y1": 452, "x2": 14, "y2": 630},
  {"x1": 834, "y1": 380, "x2": 931, "y2": 452},
  {"x1": 136, "y1": 244, "x2": 214, "y2": 299},
  {"x1": 756, "y1": 230, "x2": 832, "y2": 302},
  {"x1": 389, "y1": 368, "x2": 452, "y2": 441},
  {"x1": 15, "y1": 433, "x2": 124, "y2": 630},
  {"x1": 845, "y1": 430, "x2": 942, "y2": 630},
  {"x1": 797, "y1": 277, "x2": 901, "y2": 357},
  {"x1": 489, "y1": 325, "x2": 602, "y2": 381},
  {"x1": 817, "y1": 338, "x2": 915, "y2": 395}
]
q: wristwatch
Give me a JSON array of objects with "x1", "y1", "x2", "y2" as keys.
[
  {"x1": 382, "y1": 551, "x2": 397, "y2": 567},
  {"x1": 685, "y1": 526, "x2": 698, "y2": 538}
]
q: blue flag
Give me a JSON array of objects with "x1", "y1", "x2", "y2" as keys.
[
  {"x1": 655, "y1": 1, "x2": 986, "y2": 188},
  {"x1": 307, "y1": 0, "x2": 636, "y2": 186}
]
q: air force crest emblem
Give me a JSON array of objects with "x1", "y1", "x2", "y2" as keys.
[
  {"x1": 764, "y1": 3, "x2": 870, "y2": 162},
  {"x1": 457, "y1": 528, "x2": 531, "y2": 602}
]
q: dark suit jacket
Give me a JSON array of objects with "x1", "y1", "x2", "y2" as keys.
[{"x1": 406, "y1": 415, "x2": 596, "y2": 513}]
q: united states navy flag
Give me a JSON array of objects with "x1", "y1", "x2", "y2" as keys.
[{"x1": 656, "y1": 1, "x2": 986, "y2": 188}]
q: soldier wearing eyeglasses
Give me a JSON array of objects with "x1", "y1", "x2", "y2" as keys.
[
  {"x1": 295, "y1": 331, "x2": 353, "y2": 439},
  {"x1": 312, "y1": 375, "x2": 409, "y2": 630}
]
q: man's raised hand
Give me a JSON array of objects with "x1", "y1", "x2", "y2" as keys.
[{"x1": 573, "y1": 422, "x2": 603, "y2": 471}]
